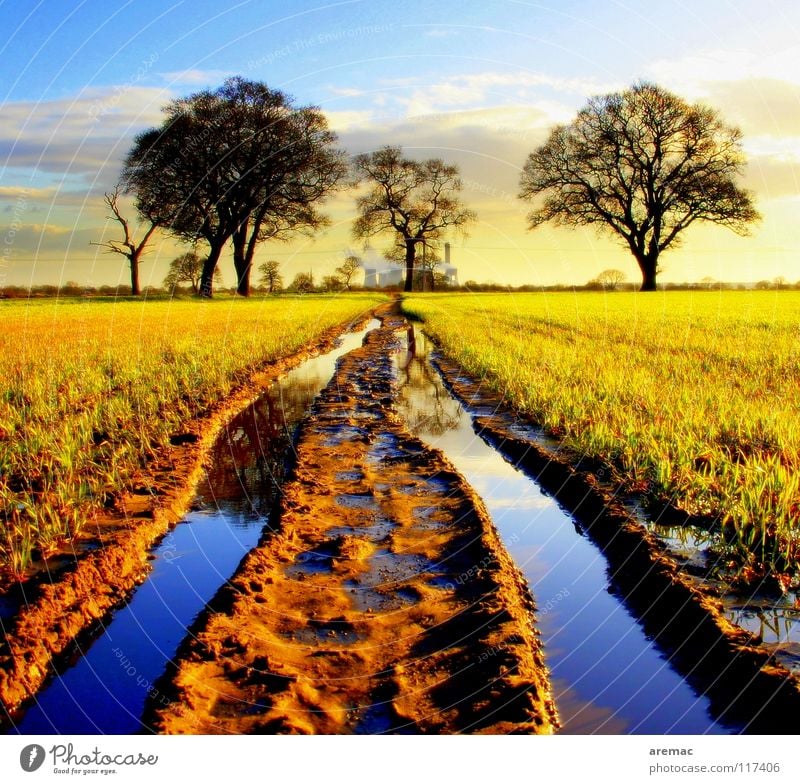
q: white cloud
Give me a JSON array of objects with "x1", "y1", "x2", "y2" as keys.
[
  {"x1": 327, "y1": 86, "x2": 366, "y2": 98},
  {"x1": 704, "y1": 78, "x2": 800, "y2": 139},
  {"x1": 646, "y1": 45, "x2": 800, "y2": 95},
  {"x1": 0, "y1": 87, "x2": 169, "y2": 180},
  {"x1": 325, "y1": 109, "x2": 378, "y2": 132},
  {"x1": 422, "y1": 28, "x2": 461, "y2": 39},
  {"x1": 159, "y1": 69, "x2": 235, "y2": 86},
  {"x1": 337, "y1": 70, "x2": 622, "y2": 124}
]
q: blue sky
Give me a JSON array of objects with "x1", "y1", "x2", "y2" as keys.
[{"x1": 2, "y1": 0, "x2": 799, "y2": 288}]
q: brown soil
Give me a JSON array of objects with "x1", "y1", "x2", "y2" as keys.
[
  {"x1": 147, "y1": 311, "x2": 557, "y2": 734},
  {"x1": 429, "y1": 350, "x2": 800, "y2": 733},
  {"x1": 0, "y1": 313, "x2": 374, "y2": 726}
]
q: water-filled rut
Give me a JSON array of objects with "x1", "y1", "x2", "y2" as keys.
[
  {"x1": 7, "y1": 321, "x2": 380, "y2": 734},
  {"x1": 392, "y1": 327, "x2": 734, "y2": 734},
  {"x1": 147, "y1": 313, "x2": 556, "y2": 734}
]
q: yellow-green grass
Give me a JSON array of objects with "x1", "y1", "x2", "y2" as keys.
[
  {"x1": 403, "y1": 291, "x2": 800, "y2": 581},
  {"x1": 0, "y1": 294, "x2": 385, "y2": 577}
]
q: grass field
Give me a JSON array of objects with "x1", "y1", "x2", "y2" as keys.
[
  {"x1": 403, "y1": 291, "x2": 800, "y2": 583},
  {"x1": 0, "y1": 294, "x2": 385, "y2": 577}
]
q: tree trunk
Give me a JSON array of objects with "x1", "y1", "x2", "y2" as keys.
[
  {"x1": 637, "y1": 253, "x2": 658, "y2": 292},
  {"x1": 200, "y1": 243, "x2": 225, "y2": 298},
  {"x1": 404, "y1": 239, "x2": 416, "y2": 292},
  {"x1": 232, "y1": 227, "x2": 251, "y2": 297},
  {"x1": 235, "y1": 261, "x2": 251, "y2": 297},
  {"x1": 129, "y1": 255, "x2": 141, "y2": 296},
  {"x1": 241, "y1": 235, "x2": 261, "y2": 297}
]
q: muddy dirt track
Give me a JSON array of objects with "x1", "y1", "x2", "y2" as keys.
[{"x1": 148, "y1": 309, "x2": 557, "y2": 734}]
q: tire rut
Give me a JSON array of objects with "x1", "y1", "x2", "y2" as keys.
[{"x1": 148, "y1": 309, "x2": 557, "y2": 734}]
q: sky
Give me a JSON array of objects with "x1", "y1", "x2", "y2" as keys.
[{"x1": 1, "y1": 0, "x2": 799, "y2": 289}]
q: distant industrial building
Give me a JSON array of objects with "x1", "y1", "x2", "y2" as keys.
[
  {"x1": 361, "y1": 243, "x2": 458, "y2": 289},
  {"x1": 362, "y1": 255, "x2": 404, "y2": 288}
]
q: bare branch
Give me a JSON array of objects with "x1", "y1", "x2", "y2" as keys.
[{"x1": 90, "y1": 185, "x2": 160, "y2": 295}]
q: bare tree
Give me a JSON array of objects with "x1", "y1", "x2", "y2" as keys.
[
  {"x1": 91, "y1": 186, "x2": 158, "y2": 295},
  {"x1": 227, "y1": 85, "x2": 347, "y2": 296},
  {"x1": 335, "y1": 255, "x2": 361, "y2": 290},
  {"x1": 258, "y1": 260, "x2": 283, "y2": 293},
  {"x1": 386, "y1": 237, "x2": 443, "y2": 289},
  {"x1": 519, "y1": 82, "x2": 760, "y2": 291},
  {"x1": 164, "y1": 252, "x2": 221, "y2": 294},
  {"x1": 699, "y1": 275, "x2": 717, "y2": 290},
  {"x1": 288, "y1": 272, "x2": 315, "y2": 293},
  {"x1": 320, "y1": 274, "x2": 343, "y2": 292},
  {"x1": 352, "y1": 146, "x2": 475, "y2": 292},
  {"x1": 773, "y1": 276, "x2": 788, "y2": 290},
  {"x1": 597, "y1": 268, "x2": 626, "y2": 291}
]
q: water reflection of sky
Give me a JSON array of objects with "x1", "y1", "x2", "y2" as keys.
[{"x1": 394, "y1": 328, "x2": 733, "y2": 735}]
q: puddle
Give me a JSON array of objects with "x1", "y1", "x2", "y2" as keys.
[
  {"x1": 645, "y1": 519, "x2": 800, "y2": 673},
  {"x1": 721, "y1": 590, "x2": 800, "y2": 674},
  {"x1": 335, "y1": 493, "x2": 380, "y2": 510},
  {"x1": 285, "y1": 547, "x2": 336, "y2": 577},
  {"x1": 7, "y1": 319, "x2": 380, "y2": 734},
  {"x1": 392, "y1": 327, "x2": 736, "y2": 735},
  {"x1": 321, "y1": 423, "x2": 367, "y2": 446},
  {"x1": 335, "y1": 470, "x2": 366, "y2": 482},
  {"x1": 345, "y1": 548, "x2": 432, "y2": 612}
]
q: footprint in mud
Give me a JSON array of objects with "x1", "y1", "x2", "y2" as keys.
[
  {"x1": 335, "y1": 492, "x2": 380, "y2": 510},
  {"x1": 394, "y1": 476, "x2": 453, "y2": 501},
  {"x1": 286, "y1": 535, "x2": 376, "y2": 578},
  {"x1": 327, "y1": 516, "x2": 398, "y2": 542},
  {"x1": 343, "y1": 549, "x2": 436, "y2": 612},
  {"x1": 345, "y1": 580, "x2": 424, "y2": 613},
  {"x1": 369, "y1": 432, "x2": 425, "y2": 464},
  {"x1": 321, "y1": 424, "x2": 369, "y2": 447},
  {"x1": 285, "y1": 547, "x2": 335, "y2": 576},
  {"x1": 291, "y1": 616, "x2": 364, "y2": 646},
  {"x1": 410, "y1": 505, "x2": 451, "y2": 531},
  {"x1": 335, "y1": 469, "x2": 366, "y2": 482}
]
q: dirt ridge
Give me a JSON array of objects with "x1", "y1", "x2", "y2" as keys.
[{"x1": 147, "y1": 310, "x2": 557, "y2": 734}]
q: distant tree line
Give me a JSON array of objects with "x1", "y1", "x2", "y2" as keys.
[{"x1": 6, "y1": 275, "x2": 798, "y2": 300}]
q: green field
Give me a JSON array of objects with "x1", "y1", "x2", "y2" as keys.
[
  {"x1": 0, "y1": 294, "x2": 385, "y2": 576},
  {"x1": 403, "y1": 291, "x2": 800, "y2": 583}
]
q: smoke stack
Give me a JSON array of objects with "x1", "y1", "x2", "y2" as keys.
[{"x1": 445, "y1": 242, "x2": 451, "y2": 265}]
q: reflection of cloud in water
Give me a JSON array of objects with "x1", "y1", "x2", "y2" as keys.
[
  {"x1": 468, "y1": 486, "x2": 551, "y2": 511},
  {"x1": 550, "y1": 679, "x2": 629, "y2": 735},
  {"x1": 508, "y1": 544, "x2": 549, "y2": 568}
]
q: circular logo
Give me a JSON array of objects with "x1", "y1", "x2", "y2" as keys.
[{"x1": 20, "y1": 744, "x2": 46, "y2": 773}]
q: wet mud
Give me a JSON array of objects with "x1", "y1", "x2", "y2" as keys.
[{"x1": 148, "y1": 311, "x2": 557, "y2": 734}]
